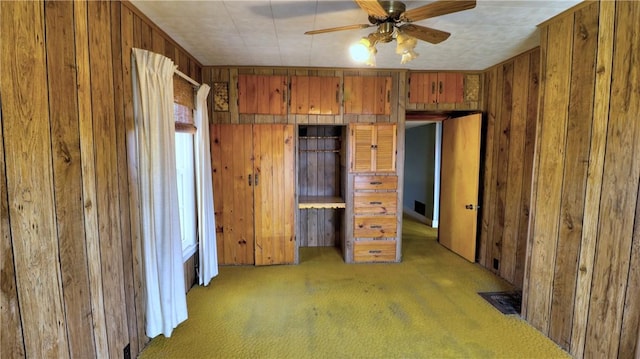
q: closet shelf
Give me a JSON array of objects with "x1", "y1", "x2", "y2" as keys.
[{"x1": 298, "y1": 196, "x2": 345, "y2": 209}]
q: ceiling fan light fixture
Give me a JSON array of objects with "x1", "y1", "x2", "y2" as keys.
[
  {"x1": 400, "y1": 49, "x2": 419, "y2": 64},
  {"x1": 350, "y1": 37, "x2": 377, "y2": 66},
  {"x1": 396, "y1": 30, "x2": 419, "y2": 64}
]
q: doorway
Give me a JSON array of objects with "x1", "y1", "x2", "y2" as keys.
[{"x1": 403, "y1": 112, "x2": 483, "y2": 263}]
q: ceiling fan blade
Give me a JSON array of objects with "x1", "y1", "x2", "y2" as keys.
[
  {"x1": 399, "y1": 24, "x2": 451, "y2": 44},
  {"x1": 304, "y1": 24, "x2": 373, "y2": 35},
  {"x1": 354, "y1": 0, "x2": 389, "y2": 18},
  {"x1": 401, "y1": 0, "x2": 476, "y2": 22}
]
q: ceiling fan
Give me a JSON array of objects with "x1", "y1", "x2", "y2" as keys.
[{"x1": 304, "y1": 0, "x2": 477, "y2": 65}]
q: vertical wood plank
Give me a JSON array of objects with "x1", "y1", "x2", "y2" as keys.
[
  {"x1": 373, "y1": 77, "x2": 385, "y2": 115},
  {"x1": 45, "y1": 2, "x2": 96, "y2": 357},
  {"x1": 254, "y1": 125, "x2": 273, "y2": 264},
  {"x1": 151, "y1": 28, "x2": 164, "y2": 55},
  {"x1": 348, "y1": 76, "x2": 363, "y2": 114},
  {"x1": 586, "y1": 2, "x2": 640, "y2": 357},
  {"x1": 548, "y1": 3, "x2": 598, "y2": 350},
  {"x1": 499, "y1": 56, "x2": 528, "y2": 284},
  {"x1": 514, "y1": 49, "x2": 540, "y2": 288},
  {"x1": 229, "y1": 69, "x2": 239, "y2": 124},
  {"x1": 308, "y1": 76, "x2": 321, "y2": 115},
  {"x1": 479, "y1": 67, "x2": 497, "y2": 268},
  {"x1": 257, "y1": 75, "x2": 270, "y2": 114},
  {"x1": 110, "y1": 1, "x2": 140, "y2": 356},
  {"x1": 0, "y1": 1, "x2": 69, "y2": 357},
  {"x1": 620, "y1": 176, "x2": 640, "y2": 358},
  {"x1": 140, "y1": 20, "x2": 151, "y2": 51},
  {"x1": 321, "y1": 77, "x2": 338, "y2": 115},
  {"x1": 283, "y1": 125, "x2": 295, "y2": 261},
  {"x1": 290, "y1": 76, "x2": 300, "y2": 114},
  {"x1": 0, "y1": 52, "x2": 26, "y2": 359},
  {"x1": 119, "y1": 4, "x2": 147, "y2": 353},
  {"x1": 361, "y1": 77, "x2": 375, "y2": 114},
  {"x1": 238, "y1": 74, "x2": 247, "y2": 114},
  {"x1": 427, "y1": 73, "x2": 439, "y2": 104},
  {"x1": 210, "y1": 125, "x2": 225, "y2": 259},
  {"x1": 87, "y1": 1, "x2": 129, "y2": 355},
  {"x1": 274, "y1": 76, "x2": 287, "y2": 116},
  {"x1": 526, "y1": 15, "x2": 573, "y2": 334},
  {"x1": 492, "y1": 62, "x2": 513, "y2": 273},
  {"x1": 163, "y1": 38, "x2": 174, "y2": 63},
  {"x1": 570, "y1": 2, "x2": 614, "y2": 357},
  {"x1": 272, "y1": 125, "x2": 285, "y2": 262},
  {"x1": 75, "y1": 1, "x2": 111, "y2": 356}
]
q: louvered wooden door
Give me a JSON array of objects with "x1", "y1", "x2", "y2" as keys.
[
  {"x1": 349, "y1": 124, "x2": 396, "y2": 172},
  {"x1": 211, "y1": 124, "x2": 295, "y2": 265}
]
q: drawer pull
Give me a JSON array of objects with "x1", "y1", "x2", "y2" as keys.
[
  {"x1": 369, "y1": 201, "x2": 382, "y2": 205},
  {"x1": 370, "y1": 181, "x2": 382, "y2": 185},
  {"x1": 370, "y1": 225, "x2": 382, "y2": 229},
  {"x1": 369, "y1": 250, "x2": 382, "y2": 254}
]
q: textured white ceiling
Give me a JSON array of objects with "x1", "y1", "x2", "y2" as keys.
[{"x1": 131, "y1": 0, "x2": 582, "y2": 70}]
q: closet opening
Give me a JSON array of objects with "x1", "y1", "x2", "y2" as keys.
[{"x1": 297, "y1": 125, "x2": 347, "y2": 256}]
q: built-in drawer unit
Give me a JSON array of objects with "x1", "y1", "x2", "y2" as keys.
[
  {"x1": 353, "y1": 192, "x2": 397, "y2": 215},
  {"x1": 354, "y1": 175, "x2": 398, "y2": 191},
  {"x1": 353, "y1": 215, "x2": 397, "y2": 238},
  {"x1": 353, "y1": 240, "x2": 397, "y2": 262}
]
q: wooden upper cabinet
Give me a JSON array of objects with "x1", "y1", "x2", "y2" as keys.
[
  {"x1": 408, "y1": 72, "x2": 464, "y2": 104},
  {"x1": 344, "y1": 76, "x2": 392, "y2": 115},
  {"x1": 290, "y1": 76, "x2": 340, "y2": 115},
  {"x1": 238, "y1": 74, "x2": 287, "y2": 115},
  {"x1": 350, "y1": 123, "x2": 396, "y2": 172}
]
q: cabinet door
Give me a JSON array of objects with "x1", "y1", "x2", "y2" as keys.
[
  {"x1": 350, "y1": 124, "x2": 375, "y2": 172},
  {"x1": 438, "y1": 73, "x2": 464, "y2": 104},
  {"x1": 374, "y1": 124, "x2": 396, "y2": 172},
  {"x1": 344, "y1": 76, "x2": 391, "y2": 115},
  {"x1": 290, "y1": 76, "x2": 340, "y2": 115},
  {"x1": 238, "y1": 74, "x2": 287, "y2": 115},
  {"x1": 409, "y1": 72, "x2": 464, "y2": 104},
  {"x1": 211, "y1": 124, "x2": 255, "y2": 265},
  {"x1": 349, "y1": 124, "x2": 396, "y2": 172},
  {"x1": 253, "y1": 124, "x2": 296, "y2": 265}
]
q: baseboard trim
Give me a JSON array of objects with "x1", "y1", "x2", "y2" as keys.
[{"x1": 403, "y1": 207, "x2": 439, "y2": 228}]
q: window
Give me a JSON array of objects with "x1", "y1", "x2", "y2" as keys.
[
  {"x1": 175, "y1": 131, "x2": 197, "y2": 261},
  {"x1": 174, "y1": 75, "x2": 198, "y2": 261}
]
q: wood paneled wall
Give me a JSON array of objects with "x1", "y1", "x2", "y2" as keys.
[
  {"x1": 479, "y1": 48, "x2": 540, "y2": 288},
  {"x1": 523, "y1": 1, "x2": 640, "y2": 357},
  {"x1": 0, "y1": 1, "x2": 201, "y2": 358}
]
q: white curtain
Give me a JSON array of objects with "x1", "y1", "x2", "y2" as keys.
[
  {"x1": 194, "y1": 85, "x2": 219, "y2": 285},
  {"x1": 132, "y1": 48, "x2": 188, "y2": 338}
]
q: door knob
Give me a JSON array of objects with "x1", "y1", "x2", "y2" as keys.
[{"x1": 465, "y1": 204, "x2": 479, "y2": 210}]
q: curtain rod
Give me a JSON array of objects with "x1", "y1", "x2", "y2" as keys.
[{"x1": 175, "y1": 68, "x2": 200, "y2": 88}]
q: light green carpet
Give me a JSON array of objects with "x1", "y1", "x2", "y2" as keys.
[{"x1": 139, "y1": 217, "x2": 569, "y2": 358}]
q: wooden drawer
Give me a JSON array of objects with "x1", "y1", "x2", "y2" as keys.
[
  {"x1": 354, "y1": 240, "x2": 397, "y2": 262},
  {"x1": 354, "y1": 215, "x2": 397, "y2": 238},
  {"x1": 354, "y1": 192, "x2": 397, "y2": 214},
  {"x1": 354, "y1": 175, "x2": 398, "y2": 190}
]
